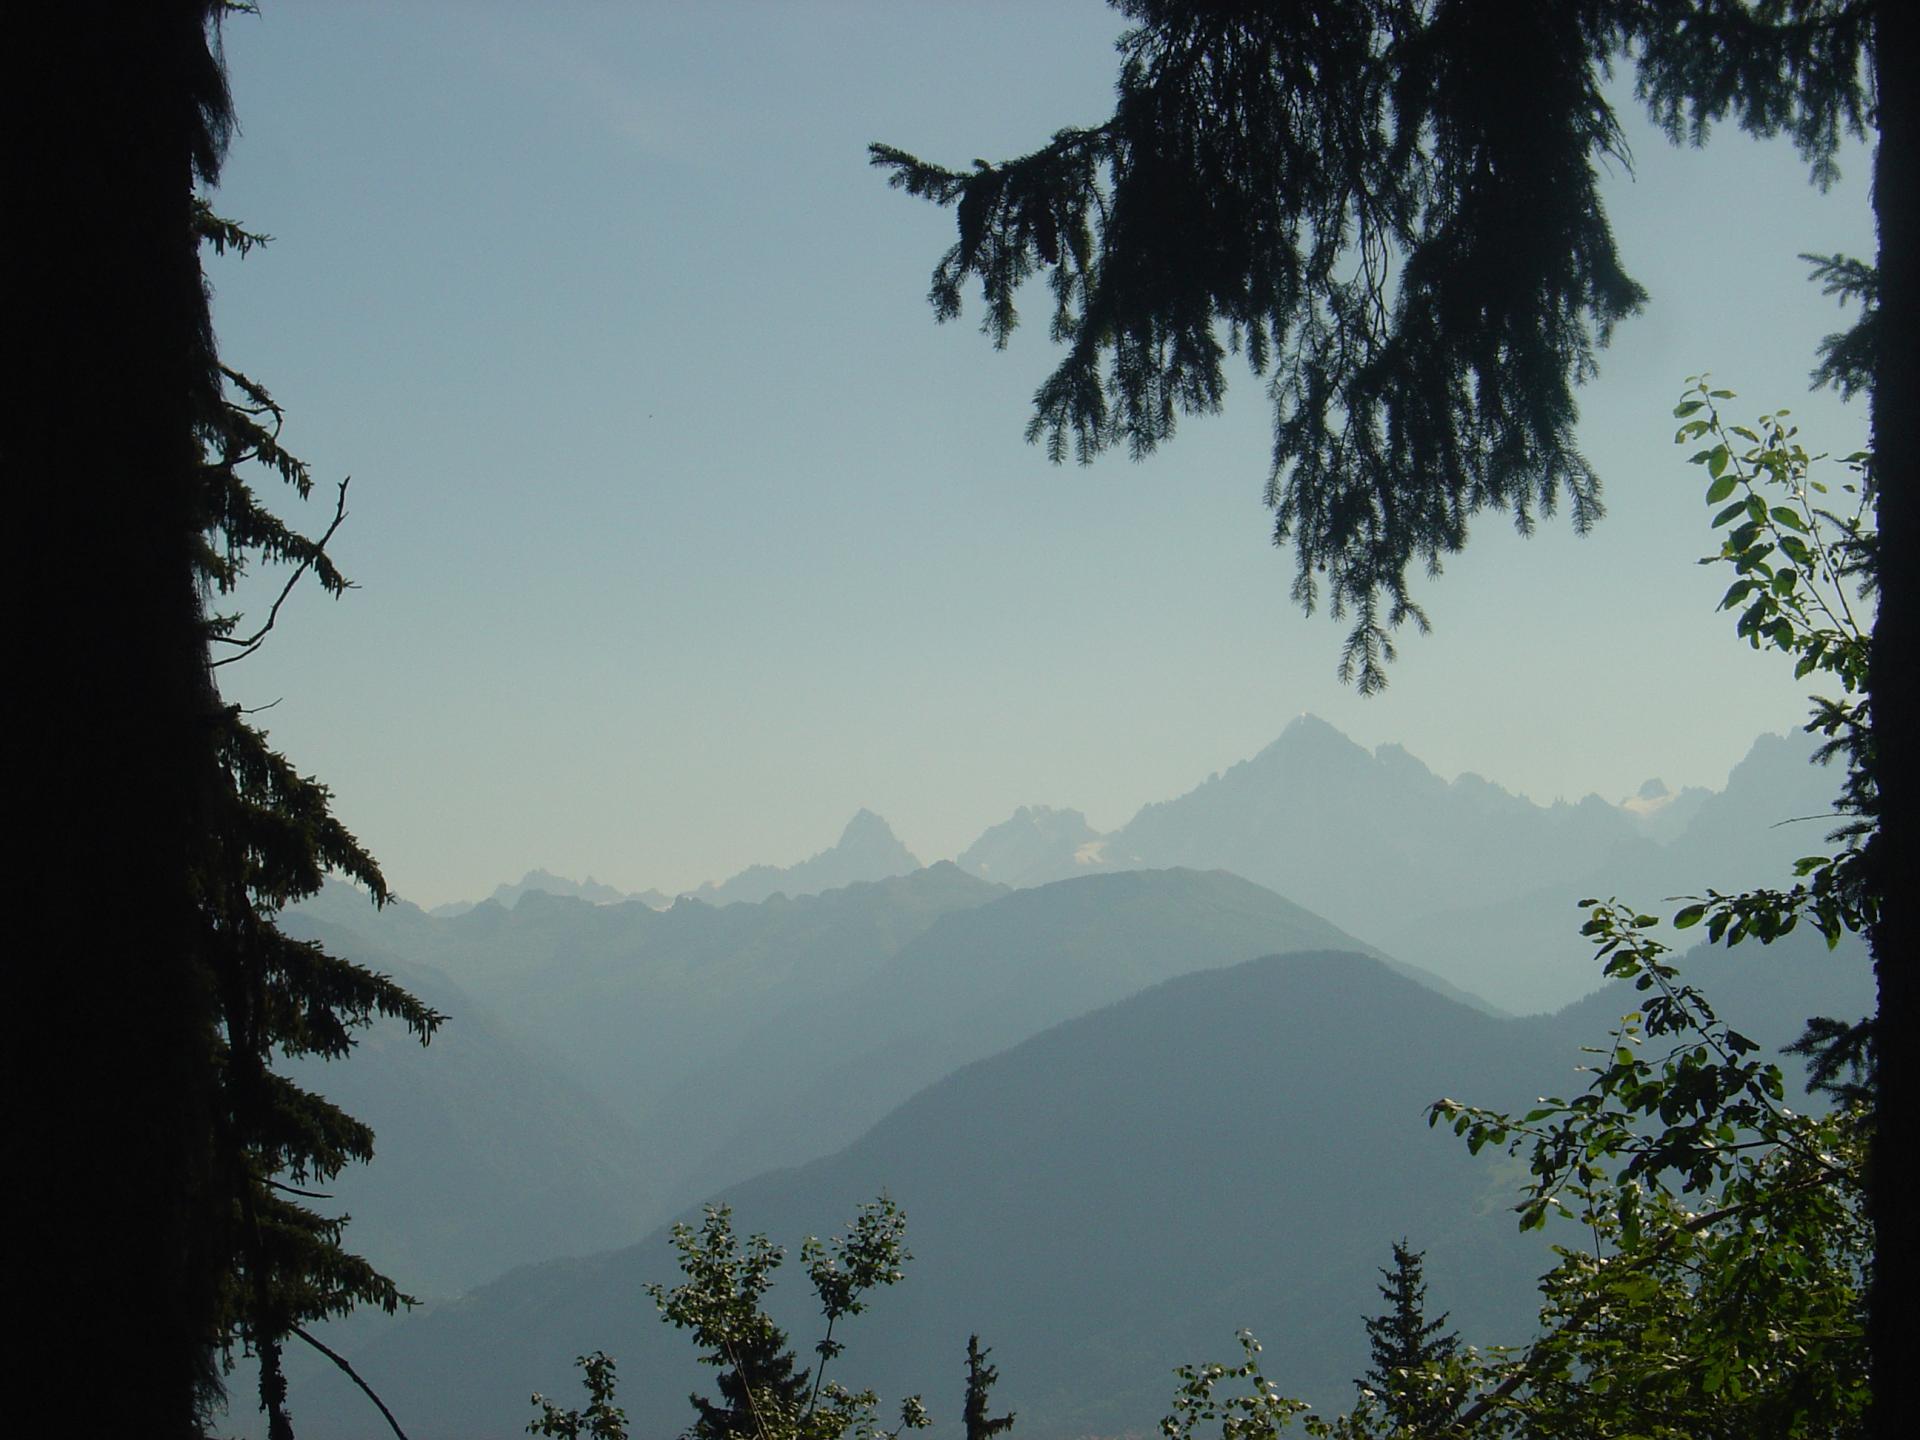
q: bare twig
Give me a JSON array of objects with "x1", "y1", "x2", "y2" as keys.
[
  {"x1": 211, "y1": 476, "x2": 352, "y2": 669},
  {"x1": 293, "y1": 1326, "x2": 412, "y2": 1440}
]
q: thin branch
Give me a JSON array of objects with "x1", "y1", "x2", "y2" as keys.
[
  {"x1": 293, "y1": 1326, "x2": 412, "y2": 1440},
  {"x1": 265, "y1": 1177, "x2": 333, "y2": 1199},
  {"x1": 807, "y1": 1313, "x2": 838, "y2": 1413},
  {"x1": 210, "y1": 476, "x2": 352, "y2": 669},
  {"x1": 722, "y1": 1336, "x2": 776, "y2": 1440},
  {"x1": 1770, "y1": 811, "x2": 1846, "y2": 829}
]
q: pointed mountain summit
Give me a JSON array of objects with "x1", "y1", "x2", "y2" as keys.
[
  {"x1": 1113, "y1": 713, "x2": 1636, "y2": 944},
  {"x1": 690, "y1": 809, "x2": 921, "y2": 907}
]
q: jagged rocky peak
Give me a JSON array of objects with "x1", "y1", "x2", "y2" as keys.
[
  {"x1": 1251, "y1": 711, "x2": 1374, "y2": 773},
  {"x1": 688, "y1": 808, "x2": 922, "y2": 907},
  {"x1": 481, "y1": 868, "x2": 652, "y2": 910},
  {"x1": 837, "y1": 807, "x2": 916, "y2": 862},
  {"x1": 1373, "y1": 740, "x2": 1446, "y2": 792},
  {"x1": 956, "y1": 803, "x2": 1119, "y2": 888}
]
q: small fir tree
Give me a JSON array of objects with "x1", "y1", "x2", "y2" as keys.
[
  {"x1": 1357, "y1": 1241, "x2": 1459, "y2": 1435},
  {"x1": 962, "y1": 1336, "x2": 1015, "y2": 1440}
]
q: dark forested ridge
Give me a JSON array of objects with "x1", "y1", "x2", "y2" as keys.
[{"x1": 286, "y1": 933, "x2": 1869, "y2": 1439}]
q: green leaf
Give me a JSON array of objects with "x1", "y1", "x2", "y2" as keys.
[
  {"x1": 1770, "y1": 506, "x2": 1807, "y2": 532},
  {"x1": 1673, "y1": 903, "x2": 1706, "y2": 929},
  {"x1": 1705, "y1": 473, "x2": 1738, "y2": 504}
]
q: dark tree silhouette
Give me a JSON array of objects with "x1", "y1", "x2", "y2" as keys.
[
  {"x1": 1357, "y1": 1241, "x2": 1460, "y2": 1435},
  {"x1": 962, "y1": 1336, "x2": 1016, "y2": 1440},
  {"x1": 874, "y1": 5, "x2": 1913, "y2": 1431},
  {"x1": 17, "y1": 6, "x2": 438, "y2": 1435}
]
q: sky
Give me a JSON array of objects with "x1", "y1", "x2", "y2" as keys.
[{"x1": 209, "y1": 2, "x2": 1877, "y2": 909}]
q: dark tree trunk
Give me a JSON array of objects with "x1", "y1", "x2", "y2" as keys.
[
  {"x1": 16, "y1": 4, "x2": 229, "y2": 1432},
  {"x1": 1866, "y1": 6, "x2": 1916, "y2": 1439}
]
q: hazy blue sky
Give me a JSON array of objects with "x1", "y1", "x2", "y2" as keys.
[{"x1": 210, "y1": 2, "x2": 1875, "y2": 908}]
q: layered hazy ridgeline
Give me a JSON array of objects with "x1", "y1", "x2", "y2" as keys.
[{"x1": 263, "y1": 717, "x2": 1867, "y2": 1438}]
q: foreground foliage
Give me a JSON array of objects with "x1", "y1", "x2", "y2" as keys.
[
  {"x1": 536, "y1": 1199, "x2": 947, "y2": 1440},
  {"x1": 872, "y1": 1, "x2": 1878, "y2": 694},
  {"x1": 1164, "y1": 393, "x2": 1873, "y2": 1438}
]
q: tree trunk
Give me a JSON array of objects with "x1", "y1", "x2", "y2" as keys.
[
  {"x1": 16, "y1": 4, "x2": 229, "y2": 1432},
  {"x1": 1866, "y1": 5, "x2": 1916, "y2": 1437}
]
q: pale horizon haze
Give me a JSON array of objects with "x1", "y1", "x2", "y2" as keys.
[{"x1": 208, "y1": 2, "x2": 1875, "y2": 909}]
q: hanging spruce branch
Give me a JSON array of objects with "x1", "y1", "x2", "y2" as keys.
[{"x1": 188, "y1": 192, "x2": 445, "y2": 1438}]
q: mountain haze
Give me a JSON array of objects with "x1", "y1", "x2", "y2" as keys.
[
  {"x1": 292, "y1": 951, "x2": 1559, "y2": 1440},
  {"x1": 690, "y1": 807, "x2": 922, "y2": 907},
  {"x1": 946, "y1": 718, "x2": 1844, "y2": 1012},
  {"x1": 644, "y1": 867, "x2": 1481, "y2": 1209},
  {"x1": 275, "y1": 915, "x2": 667, "y2": 1299},
  {"x1": 295, "y1": 926, "x2": 1870, "y2": 1440}
]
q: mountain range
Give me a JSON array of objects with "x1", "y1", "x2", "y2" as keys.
[
  {"x1": 420, "y1": 717, "x2": 1845, "y2": 1013},
  {"x1": 252, "y1": 716, "x2": 1863, "y2": 1439}
]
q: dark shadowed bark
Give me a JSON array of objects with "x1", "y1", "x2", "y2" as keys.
[
  {"x1": 17, "y1": 3, "x2": 233, "y2": 1432},
  {"x1": 1864, "y1": 4, "x2": 1915, "y2": 1434}
]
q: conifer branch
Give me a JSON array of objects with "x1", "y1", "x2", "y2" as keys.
[{"x1": 210, "y1": 475, "x2": 352, "y2": 668}]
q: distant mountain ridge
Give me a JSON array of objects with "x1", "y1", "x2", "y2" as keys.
[
  {"x1": 415, "y1": 717, "x2": 1843, "y2": 1013},
  {"x1": 430, "y1": 868, "x2": 674, "y2": 917},
  {"x1": 944, "y1": 717, "x2": 1842, "y2": 1011},
  {"x1": 688, "y1": 807, "x2": 921, "y2": 907},
  {"x1": 260, "y1": 718, "x2": 1867, "y2": 1438},
  {"x1": 290, "y1": 863, "x2": 1471, "y2": 1240},
  {"x1": 639, "y1": 866, "x2": 1484, "y2": 1213}
]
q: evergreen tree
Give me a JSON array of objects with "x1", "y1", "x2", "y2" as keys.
[
  {"x1": 962, "y1": 1336, "x2": 1016, "y2": 1440},
  {"x1": 873, "y1": 5, "x2": 1915, "y2": 1432},
  {"x1": 18, "y1": 6, "x2": 439, "y2": 1433},
  {"x1": 1357, "y1": 1242, "x2": 1459, "y2": 1436},
  {"x1": 690, "y1": 1309, "x2": 811, "y2": 1440}
]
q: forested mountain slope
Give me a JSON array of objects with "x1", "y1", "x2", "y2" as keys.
[
  {"x1": 642, "y1": 867, "x2": 1475, "y2": 1208},
  {"x1": 292, "y1": 925, "x2": 1868, "y2": 1440},
  {"x1": 293, "y1": 950, "x2": 1557, "y2": 1439},
  {"x1": 275, "y1": 915, "x2": 664, "y2": 1299}
]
